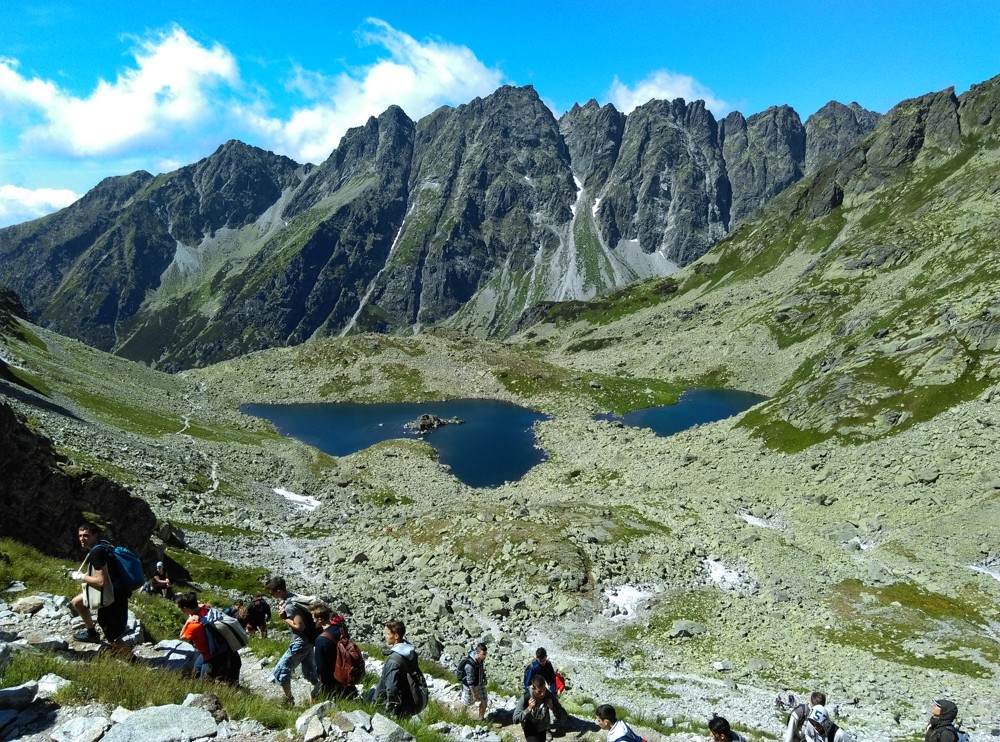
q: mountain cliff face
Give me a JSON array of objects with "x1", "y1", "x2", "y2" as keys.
[
  {"x1": 0, "y1": 401, "x2": 157, "y2": 559},
  {"x1": 522, "y1": 73, "x2": 1000, "y2": 448},
  {"x1": 804, "y1": 101, "x2": 882, "y2": 174},
  {"x1": 0, "y1": 85, "x2": 882, "y2": 368}
]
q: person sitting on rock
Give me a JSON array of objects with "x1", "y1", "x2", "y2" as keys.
[
  {"x1": 785, "y1": 691, "x2": 827, "y2": 742},
  {"x1": 596, "y1": 703, "x2": 642, "y2": 742},
  {"x1": 924, "y1": 700, "x2": 962, "y2": 742},
  {"x1": 67, "y1": 522, "x2": 133, "y2": 658},
  {"x1": 459, "y1": 642, "x2": 489, "y2": 720},
  {"x1": 709, "y1": 715, "x2": 748, "y2": 742},
  {"x1": 515, "y1": 675, "x2": 559, "y2": 742},
  {"x1": 176, "y1": 591, "x2": 241, "y2": 685},
  {"x1": 372, "y1": 618, "x2": 421, "y2": 717},
  {"x1": 803, "y1": 705, "x2": 852, "y2": 742},
  {"x1": 144, "y1": 560, "x2": 172, "y2": 597}
]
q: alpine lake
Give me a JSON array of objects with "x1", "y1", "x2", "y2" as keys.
[{"x1": 243, "y1": 389, "x2": 765, "y2": 489}]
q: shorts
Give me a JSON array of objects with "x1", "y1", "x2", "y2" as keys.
[{"x1": 462, "y1": 683, "x2": 488, "y2": 706}]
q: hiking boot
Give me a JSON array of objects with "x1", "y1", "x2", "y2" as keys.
[{"x1": 73, "y1": 628, "x2": 101, "y2": 643}]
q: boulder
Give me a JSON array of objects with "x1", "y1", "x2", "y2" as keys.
[
  {"x1": 668, "y1": 620, "x2": 706, "y2": 639},
  {"x1": 182, "y1": 691, "x2": 228, "y2": 723},
  {"x1": 295, "y1": 701, "x2": 334, "y2": 735},
  {"x1": 0, "y1": 681, "x2": 37, "y2": 710},
  {"x1": 371, "y1": 713, "x2": 415, "y2": 742},
  {"x1": 51, "y1": 715, "x2": 111, "y2": 742},
  {"x1": 100, "y1": 704, "x2": 217, "y2": 742}
]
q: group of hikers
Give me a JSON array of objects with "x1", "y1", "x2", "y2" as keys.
[{"x1": 66, "y1": 523, "x2": 971, "y2": 742}]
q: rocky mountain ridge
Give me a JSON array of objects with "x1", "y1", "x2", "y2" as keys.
[{"x1": 0, "y1": 86, "x2": 880, "y2": 369}]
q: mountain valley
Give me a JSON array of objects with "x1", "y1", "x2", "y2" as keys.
[{"x1": 2, "y1": 74, "x2": 1000, "y2": 741}]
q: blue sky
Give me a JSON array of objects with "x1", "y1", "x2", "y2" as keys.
[{"x1": 1, "y1": 0, "x2": 998, "y2": 226}]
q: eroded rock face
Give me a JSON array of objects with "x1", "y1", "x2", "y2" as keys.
[
  {"x1": 805, "y1": 101, "x2": 882, "y2": 175},
  {"x1": 722, "y1": 105, "x2": 807, "y2": 227},
  {"x1": 0, "y1": 402, "x2": 156, "y2": 559}
]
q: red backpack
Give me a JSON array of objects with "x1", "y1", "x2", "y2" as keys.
[{"x1": 329, "y1": 619, "x2": 365, "y2": 685}]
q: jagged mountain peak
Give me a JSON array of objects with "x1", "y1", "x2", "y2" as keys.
[{"x1": 5, "y1": 72, "x2": 991, "y2": 367}]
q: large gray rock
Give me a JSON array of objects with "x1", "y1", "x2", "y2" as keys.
[
  {"x1": 668, "y1": 620, "x2": 706, "y2": 639},
  {"x1": 0, "y1": 681, "x2": 37, "y2": 710},
  {"x1": 371, "y1": 713, "x2": 415, "y2": 742},
  {"x1": 100, "y1": 704, "x2": 218, "y2": 742},
  {"x1": 51, "y1": 715, "x2": 112, "y2": 742},
  {"x1": 295, "y1": 701, "x2": 334, "y2": 735}
]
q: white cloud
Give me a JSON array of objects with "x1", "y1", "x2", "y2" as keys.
[
  {"x1": 0, "y1": 184, "x2": 79, "y2": 227},
  {"x1": 0, "y1": 26, "x2": 237, "y2": 157},
  {"x1": 608, "y1": 70, "x2": 730, "y2": 115},
  {"x1": 243, "y1": 19, "x2": 506, "y2": 163}
]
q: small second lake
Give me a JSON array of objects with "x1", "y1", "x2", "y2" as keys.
[{"x1": 595, "y1": 388, "x2": 766, "y2": 435}]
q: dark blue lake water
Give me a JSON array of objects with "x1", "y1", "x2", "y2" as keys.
[
  {"x1": 241, "y1": 399, "x2": 549, "y2": 489},
  {"x1": 595, "y1": 388, "x2": 766, "y2": 435},
  {"x1": 243, "y1": 389, "x2": 765, "y2": 489}
]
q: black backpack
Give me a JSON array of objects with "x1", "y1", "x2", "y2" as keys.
[
  {"x1": 407, "y1": 661, "x2": 429, "y2": 714},
  {"x1": 392, "y1": 651, "x2": 428, "y2": 714},
  {"x1": 455, "y1": 656, "x2": 474, "y2": 684}
]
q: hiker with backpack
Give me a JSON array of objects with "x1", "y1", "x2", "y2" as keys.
[
  {"x1": 801, "y1": 706, "x2": 852, "y2": 742},
  {"x1": 523, "y1": 647, "x2": 568, "y2": 726},
  {"x1": 457, "y1": 642, "x2": 489, "y2": 719},
  {"x1": 176, "y1": 591, "x2": 242, "y2": 685},
  {"x1": 595, "y1": 703, "x2": 644, "y2": 742},
  {"x1": 244, "y1": 594, "x2": 272, "y2": 637},
  {"x1": 515, "y1": 674, "x2": 560, "y2": 742},
  {"x1": 311, "y1": 603, "x2": 362, "y2": 699},
  {"x1": 708, "y1": 715, "x2": 748, "y2": 742},
  {"x1": 925, "y1": 700, "x2": 966, "y2": 742},
  {"x1": 67, "y1": 522, "x2": 136, "y2": 657},
  {"x1": 784, "y1": 691, "x2": 827, "y2": 742},
  {"x1": 265, "y1": 576, "x2": 320, "y2": 705},
  {"x1": 372, "y1": 618, "x2": 427, "y2": 718}
]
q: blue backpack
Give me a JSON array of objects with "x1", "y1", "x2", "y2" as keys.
[{"x1": 99, "y1": 541, "x2": 146, "y2": 593}]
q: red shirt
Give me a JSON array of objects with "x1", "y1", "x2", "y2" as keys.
[{"x1": 180, "y1": 605, "x2": 213, "y2": 659}]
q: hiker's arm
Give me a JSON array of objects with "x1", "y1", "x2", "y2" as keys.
[
  {"x1": 782, "y1": 712, "x2": 798, "y2": 742},
  {"x1": 286, "y1": 611, "x2": 308, "y2": 632},
  {"x1": 512, "y1": 694, "x2": 529, "y2": 723},
  {"x1": 314, "y1": 638, "x2": 332, "y2": 682},
  {"x1": 81, "y1": 566, "x2": 107, "y2": 589},
  {"x1": 383, "y1": 660, "x2": 402, "y2": 705}
]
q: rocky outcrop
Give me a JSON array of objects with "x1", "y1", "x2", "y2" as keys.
[
  {"x1": 805, "y1": 101, "x2": 882, "y2": 174},
  {"x1": 597, "y1": 98, "x2": 728, "y2": 265},
  {"x1": 0, "y1": 402, "x2": 156, "y2": 559},
  {"x1": 721, "y1": 105, "x2": 806, "y2": 225},
  {"x1": 559, "y1": 99, "x2": 626, "y2": 190},
  {"x1": 362, "y1": 86, "x2": 576, "y2": 333}
]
